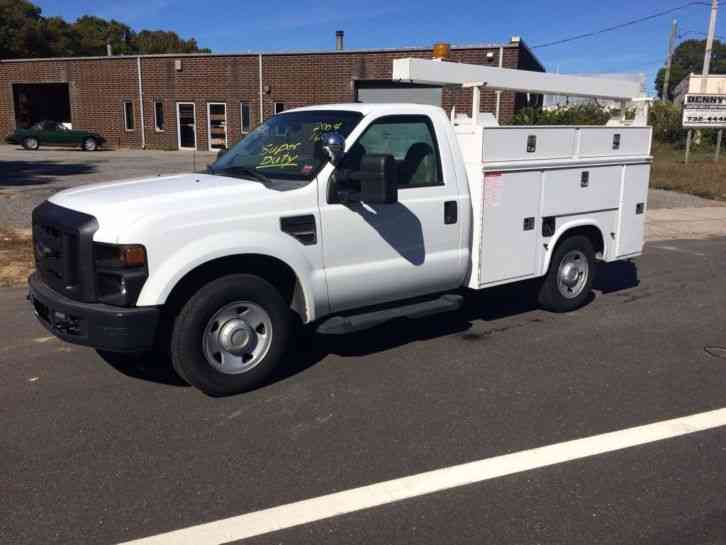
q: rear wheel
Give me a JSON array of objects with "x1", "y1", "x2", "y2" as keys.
[
  {"x1": 82, "y1": 137, "x2": 98, "y2": 151},
  {"x1": 170, "y1": 274, "x2": 292, "y2": 396},
  {"x1": 22, "y1": 137, "x2": 39, "y2": 150},
  {"x1": 538, "y1": 235, "x2": 595, "y2": 313}
]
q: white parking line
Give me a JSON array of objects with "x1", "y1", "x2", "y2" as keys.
[{"x1": 121, "y1": 407, "x2": 726, "y2": 545}]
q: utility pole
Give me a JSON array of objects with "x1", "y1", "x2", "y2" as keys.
[
  {"x1": 663, "y1": 19, "x2": 678, "y2": 101},
  {"x1": 703, "y1": 0, "x2": 719, "y2": 78},
  {"x1": 702, "y1": 0, "x2": 720, "y2": 161}
]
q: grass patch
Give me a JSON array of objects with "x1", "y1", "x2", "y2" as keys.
[
  {"x1": 0, "y1": 228, "x2": 33, "y2": 287},
  {"x1": 652, "y1": 142, "x2": 726, "y2": 201}
]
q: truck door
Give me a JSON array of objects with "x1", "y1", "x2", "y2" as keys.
[{"x1": 319, "y1": 114, "x2": 465, "y2": 313}]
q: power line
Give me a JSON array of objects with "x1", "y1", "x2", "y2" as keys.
[{"x1": 532, "y1": 1, "x2": 715, "y2": 49}]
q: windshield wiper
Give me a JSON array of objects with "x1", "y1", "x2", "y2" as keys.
[{"x1": 208, "y1": 165, "x2": 271, "y2": 184}]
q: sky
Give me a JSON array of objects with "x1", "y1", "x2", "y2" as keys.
[{"x1": 31, "y1": 0, "x2": 726, "y2": 95}]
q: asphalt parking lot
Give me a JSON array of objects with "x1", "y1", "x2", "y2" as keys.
[
  {"x1": 2, "y1": 237, "x2": 726, "y2": 545},
  {"x1": 0, "y1": 145, "x2": 216, "y2": 228}
]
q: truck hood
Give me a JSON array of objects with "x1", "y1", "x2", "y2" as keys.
[{"x1": 49, "y1": 173, "x2": 293, "y2": 242}]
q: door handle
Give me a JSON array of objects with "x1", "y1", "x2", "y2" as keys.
[{"x1": 444, "y1": 201, "x2": 458, "y2": 224}]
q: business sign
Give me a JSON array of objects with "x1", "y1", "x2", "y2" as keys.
[{"x1": 682, "y1": 94, "x2": 726, "y2": 128}]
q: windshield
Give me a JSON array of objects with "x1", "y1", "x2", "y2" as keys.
[{"x1": 210, "y1": 110, "x2": 363, "y2": 183}]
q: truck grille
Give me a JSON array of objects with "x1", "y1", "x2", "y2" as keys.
[{"x1": 32, "y1": 201, "x2": 99, "y2": 302}]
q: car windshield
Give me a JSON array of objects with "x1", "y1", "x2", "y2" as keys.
[
  {"x1": 31, "y1": 121, "x2": 63, "y2": 131},
  {"x1": 209, "y1": 110, "x2": 363, "y2": 184}
]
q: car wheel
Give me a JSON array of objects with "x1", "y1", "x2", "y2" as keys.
[
  {"x1": 82, "y1": 137, "x2": 98, "y2": 151},
  {"x1": 22, "y1": 137, "x2": 39, "y2": 150},
  {"x1": 538, "y1": 235, "x2": 595, "y2": 313},
  {"x1": 170, "y1": 274, "x2": 292, "y2": 396}
]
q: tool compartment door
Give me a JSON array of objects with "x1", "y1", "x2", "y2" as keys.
[
  {"x1": 479, "y1": 170, "x2": 542, "y2": 285},
  {"x1": 616, "y1": 163, "x2": 650, "y2": 257}
]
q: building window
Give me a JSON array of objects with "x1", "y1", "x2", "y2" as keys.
[
  {"x1": 274, "y1": 102, "x2": 285, "y2": 115},
  {"x1": 123, "y1": 101, "x2": 134, "y2": 131},
  {"x1": 240, "y1": 101, "x2": 251, "y2": 133},
  {"x1": 154, "y1": 101, "x2": 164, "y2": 131}
]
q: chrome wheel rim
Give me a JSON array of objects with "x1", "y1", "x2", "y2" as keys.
[
  {"x1": 27, "y1": 138, "x2": 38, "y2": 149},
  {"x1": 202, "y1": 301, "x2": 273, "y2": 375},
  {"x1": 85, "y1": 139, "x2": 96, "y2": 151},
  {"x1": 557, "y1": 250, "x2": 589, "y2": 299}
]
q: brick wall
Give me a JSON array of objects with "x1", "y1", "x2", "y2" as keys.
[
  {"x1": 140, "y1": 55, "x2": 260, "y2": 151},
  {"x1": 0, "y1": 42, "x2": 544, "y2": 150},
  {"x1": 0, "y1": 58, "x2": 141, "y2": 147}
]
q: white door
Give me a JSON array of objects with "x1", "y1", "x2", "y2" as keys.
[
  {"x1": 616, "y1": 163, "x2": 650, "y2": 257},
  {"x1": 479, "y1": 170, "x2": 542, "y2": 285},
  {"x1": 319, "y1": 114, "x2": 465, "y2": 313},
  {"x1": 207, "y1": 103, "x2": 228, "y2": 151},
  {"x1": 176, "y1": 102, "x2": 196, "y2": 150}
]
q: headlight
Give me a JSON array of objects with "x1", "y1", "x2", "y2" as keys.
[{"x1": 93, "y1": 243, "x2": 148, "y2": 306}]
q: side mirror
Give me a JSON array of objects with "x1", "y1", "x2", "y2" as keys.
[
  {"x1": 354, "y1": 154, "x2": 398, "y2": 205},
  {"x1": 321, "y1": 132, "x2": 345, "y2": 166}
]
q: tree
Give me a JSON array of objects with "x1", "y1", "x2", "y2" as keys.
[
  {"x1": 655, "y1": 39, "x2": 726, "y2": 99},
  {"x1": 43, "y1": 16, "x2": 81, "y2": 57},
  {"x1": 0, "y1": 0, "x2": 211, "y2": 59},
  {"x1": 0, "y1": 0, "x2": 52, "y2": 58},
  {"x1": 72, "y1": 16, "x2": 136, "y2": 56},
  {"x1": 135, "y1": 30, "x2": 211, "y2": 54}
]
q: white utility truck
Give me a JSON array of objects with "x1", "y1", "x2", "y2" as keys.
[{"x1": 29, "y1": 58, "x2": 651, "y2": 395}]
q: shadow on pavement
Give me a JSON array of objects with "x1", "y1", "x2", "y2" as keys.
[
  {"x1": 272, "y1": 260, "x2": 639, "y2": 387},
  {"x1": 95, "y1": 350, "x2": 189, "y2": 387},
  {"x1": 0, "y1": 160, "x2": 97, "y2": 187},
  {"x1": 593, "y1": 259, "x2": 640, "y2": 294},
  {"x1": 93, "y1": 260, "x2": 640, "y2": 392}
]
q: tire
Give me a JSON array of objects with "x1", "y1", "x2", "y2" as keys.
[
  {"x1": 22, "y1": 137, "x2": 39, "y2": 150},
  {"x1": 82, "y1": 137, "x2": 98, "y2": 151},
  {"x1": 538, "y1": 235, "x2": 595, "y2": 313},
  {"x1": 170, "y1": 274, "x2": 292, "y2": 396}
]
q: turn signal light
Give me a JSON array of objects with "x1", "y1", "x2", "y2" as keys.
[
  {"x1": 94, "y1": 243, "x2": 147, "y2": 269},
  {"x1": 119, "y1": 245, "x2": 147, "y2": 268}
]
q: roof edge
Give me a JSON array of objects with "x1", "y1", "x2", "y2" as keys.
[
  {"x1": 0, "y1": 42, "x2": 521, "y2": 64},
  {"x1": 511, "y1": 38, "x2": 546, "y2": 72}
]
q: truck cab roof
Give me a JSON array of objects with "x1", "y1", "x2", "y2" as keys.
[{"x1": 286, "y1": 103, "x2": 446, "y2": 117}]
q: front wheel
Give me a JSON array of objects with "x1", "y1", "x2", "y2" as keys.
[
  {"x1": 538, "y1": 235, "x2": 595, "y2": 313},
  {"x1": 22, "y1": 137, "x2": 39, "y2": 150},
  {"x1": 170, "y1": 274, "x2": 292, "y2": 396},
  {"x1": 82, "y1": 137, "x2": 98, "y2": 151}
]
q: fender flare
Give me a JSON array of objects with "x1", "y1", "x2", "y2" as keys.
[
  {"x1": 136, "y1": 230, "x2": 327, "y2": 322},
  {"x1": 542, "y1": 219, "x2": 608, "y2": 275}
]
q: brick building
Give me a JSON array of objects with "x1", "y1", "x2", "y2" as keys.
[{"x1": 0, "y1": 37, "x2": 544, "y2": 151}]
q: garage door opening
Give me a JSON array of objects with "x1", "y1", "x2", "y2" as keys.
[
  {"x1": 355, "y1": 81, "x2": 442, "y2": 106},
  {"x1": 13, "y1": 83, "x2": 71, "y2": 129}
]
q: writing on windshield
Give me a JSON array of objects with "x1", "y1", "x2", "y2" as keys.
[
  {"x1": 258, "y1": 143, "x2": 301, "y2": 169},
  {"x1": 211, "y1": 110, "x2": 362, "y2": 181},
  {"x1": 311, "y1": 121, "x2": 344, "y2": 142}
]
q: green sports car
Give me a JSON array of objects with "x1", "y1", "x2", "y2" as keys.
[{"x1": 5, "y1": 121, "x2": 106, "y2": 151}]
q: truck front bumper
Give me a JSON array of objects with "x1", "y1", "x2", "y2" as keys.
[{"x1": 28, "y1": 272, "x2": 160, "y2": 352}]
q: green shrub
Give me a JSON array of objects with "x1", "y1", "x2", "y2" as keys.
[
  {"x1": 510, "y1": 100, "x2": 725, "y2": 150},
  {"x1": 649, "y1": 101, "x2": 687, "y2": 145},
  {"x1": 510, "y1": 103, "x2": 611, "y2": 126}
]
